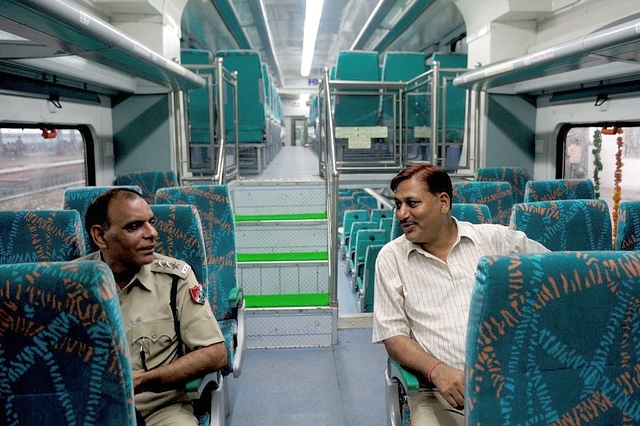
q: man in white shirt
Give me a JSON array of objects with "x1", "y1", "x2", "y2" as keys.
[{"x1": 372, "y1": 164, "x2": 548, "y2": 426}]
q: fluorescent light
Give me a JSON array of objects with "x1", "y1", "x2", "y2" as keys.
[{"x1": 300, "y1": 0, "x2": 325, "y2": 77}]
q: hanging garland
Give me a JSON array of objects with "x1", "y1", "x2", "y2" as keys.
[
  {"x1": 591, "y1": 129, "x2": 603, "y2": 198},
  {"x1": 601, "y1": 126, "x2": 624, "y2": 246}
]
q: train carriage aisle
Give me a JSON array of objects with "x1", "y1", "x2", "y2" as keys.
[{"x1": 226, "y1": 145, "x2": 388, "y2": 425}]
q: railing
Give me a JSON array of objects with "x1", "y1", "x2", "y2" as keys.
[{"x1": 182, "y1": 58, "x2": 240, "y2": 185}]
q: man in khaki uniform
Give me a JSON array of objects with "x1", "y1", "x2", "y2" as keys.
[{"x1": 78, "y1": 188, "x2": 228, "y2": 426}]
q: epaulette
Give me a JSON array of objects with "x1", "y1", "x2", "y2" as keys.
[{"x1": 150, "y1": 258, "x2": 191, "y2": 279}]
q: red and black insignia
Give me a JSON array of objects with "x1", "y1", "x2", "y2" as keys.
[{"x1": 189, "y1": 284, "x2": 206, "y2": 305}]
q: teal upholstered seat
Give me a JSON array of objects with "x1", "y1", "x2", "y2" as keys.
[
  {"x1": 452, "y1": 181, "x2": 513, "y2": 226},
  {"x1": 523, "y1": 178, "x2": 595, "y2": 202},
  {"x1": 149, "y1": 203, "x2": 227, "y2": 425},
  {"x1": 357, "y1": 244, "x2": 384, "y2": 313},
  {"x1": 116, "y1": 170, "x2": 179, "y2": 204},
  {"x1": 616, "y1": 201, "x2": 640, "y2": 250},
  {"x1": 475, "y1": 167, "x2": 531, "y2": 204},
  {"x1": 344, "y1": 220, "x2": 377, "y2": 264},
  {"x1": 63, "y1": 185, "x2": 142, "y2": 253},
  {"x1": 216, "y1": 50, "x2": 266, "y2": 143},
  {"x1": 0, "y1": 209, "x2": 86, "y2": 263},
  {"x1": 334, "y1": 50, "x2": 380, "y2": 127},
  {"x1": 450, "y1": 203, "x2": 492, "y2": 224},
  {"x1": 370, "y1": 208, "x2": 393, "y2": 226},
  {"x1": 380, "y1": 51, "x2": 428, "y2": 128},
  {"x1": 0, "y1": 260, "x2": 136, "y2": 425},
  {"x1": 339, "y1": 209, "x2": 368, "y2": 254},
  {"x1": 349, "y1": 228, "x2": 388, "y2": 290},
  {"x1": 466, "y1": 251, "x2": 640, "y2": 425},
  {"x1": 154, "y1": 185, "x2": 244, "y2": 379},
  {"x1": 510, "y1": 199, "x2": 612, "y2": 251}
]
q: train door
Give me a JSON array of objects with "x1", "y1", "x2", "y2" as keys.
[{"x1": 291, "y1": 117, "x2": 308, "y2": 147}]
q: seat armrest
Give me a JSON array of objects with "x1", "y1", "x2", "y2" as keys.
[
  {"x1": 388, "y1": 358, "x2": 419, "y2": 392},
  {"x1": 228, "y1": 287, "x2": 243, "y2": 308},
  {"x1": 232, "y1": 298, "x2": 245, "y2": 377},
  {"x1": 186, "y1": 371, "x2": 221, "y2": 399}
]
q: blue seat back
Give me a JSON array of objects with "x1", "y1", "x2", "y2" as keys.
[
  {"x1": 510, "y1": 199, "x2": 612, "y2": 251},
  {"x1": 379, "y1": 217, "x2": 394, "y2": 237},
  {"x1": 390, "y1": 216, "x2": 403, "y2": 240},
  {"x1": 353, "y1": 229, "x2": 388, "y2": 265},
  {"x1": 347, "y1": 221, "x2": 378, "y2": 258},
  {"x1": 154, "y1": 185, "x2": 237, "y2": 321},
  {"x1": 370, "y1": 208, "x2": 393, "y2": 226},
  {"x1": 450, "y1": 203, "x2": 492, "y2": 224},
  {"x1": 452, "y1": 181, "x2": 513, "y2": 226},
  {"x1": 523, "y1": 178, "x2": 595, "y2": 202},
  {"x1": 216, "y1": 50, "x2": 266, "y2": 143},
  {"x1": 63, "y1": 186, "x2": 142, "y2": 253},
  {"x1": 616, "y1": 201, "x2": 640, "y2": 250},
  {"x1": 116, "y1": 171, "x2": 179, "y2": 204},
  {"x1": 334, "y1": 51, "x2": 380, "y2": 127},
  {"x1": 0, "y1": 209, "x2": 86, "y2": 263},
  {"x1": 475, "y1": 167, "x2": 531, "y2": 204},
  {"x1": 381, "y1": 51, "x2": 428, "y2": 128},
  {"x1": 340, "y1": 209, "x2": 368, "y2": 245},
  {"x1": 466, "y1": 251, "x2": 640, "y2": 425},
  {"x1": 360, "y1": 244, "x2": 384, "y2": 313},
  {"x1": 0, "y1": 260, "x2": 136, "y2": 425},
  {"x1": 149, "y1": 204, "x2": 208, "y2": 286}
]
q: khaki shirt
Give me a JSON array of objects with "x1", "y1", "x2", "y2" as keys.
[{"x1": 79, "y1": 252, "x2": 225, "y2": 416}]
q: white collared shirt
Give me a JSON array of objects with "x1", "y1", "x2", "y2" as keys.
[{"x1": 372, "y1": 219, "x2": 548, "y2": 369}]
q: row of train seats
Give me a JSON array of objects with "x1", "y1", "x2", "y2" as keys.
[
  {"x1": 0, "y1": 173, "x2": 244, "y2": 425},
  {"x1": 343, "y1": 169, "x2": 640, "y2": 316},
  {"x1": 386, "y1": 250, "x2": 640, "y2": 426},
  {"x1": 181, "y1": 48, "x2": 284, "y2": 175},
  {"x1": 316, "y1": 50, "x2": 467, "y2": 167}
]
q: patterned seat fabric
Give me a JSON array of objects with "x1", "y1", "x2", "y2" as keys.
[
  {"x1": 466, "y1": 251, "x2": 640, "y2": 425},
  {"x1": 0, "y1": 209, "x2": 86, "y2": 263},
  {"x1": 0, "y1": 260, "x2": 136, "y2": 425},
  {"x1": 450, "y1": 203, "x2": 492, "y2": 224},
  {"x1": 510, "y1": 199, "x2": 612, "y2": 251},
  {"x1": 63, "y1": 186, "x2": 142, "y2": 253},
  {"x1": 475, "y1": 167, "x2": 531, "y2": 204},
  {"x1": 615, "y1": 201, "x2": 640, "y2": 251},
  {"x1": 154, "y1": 185, "x2": 242, "y2": 378},
  {"x1": 150, "y1": 204, "x2": 208, "y2": 286},
  {"x1": 116, "y1": 171, "x2": 179, "y2": 204},
  {"x1": 523, "y1": 178, "x2": 595, "y2": 202},
  {"x1": 452, "y1": 181, "x2": 514, "y2": 226}
]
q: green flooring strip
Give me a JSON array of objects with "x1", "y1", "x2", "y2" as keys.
[
  {"x1": 237, "y1": 251, "x2": 328, "y2": 262},
  {"x1": 235, "y1": 213, "x2": 327, "y2": 222},
  {"x1": 245, "y1": 293, "x2": 330, "y2": 308}
]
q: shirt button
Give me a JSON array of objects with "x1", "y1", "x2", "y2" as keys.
[{"x1": 151, "y1": 332, "x2": 158, "y2": 339}]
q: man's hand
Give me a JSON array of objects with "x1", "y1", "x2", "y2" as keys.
[{"x1": 430, "y1": 363, "x2": 465, "y2": 409}]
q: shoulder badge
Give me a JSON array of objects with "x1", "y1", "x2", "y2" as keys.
[
  {"x1": 189, "y1": 284, "x2": 206, "y2": 305},
  {"x1": 151, "y1": 257, "x2": 191, "y2": 279}
]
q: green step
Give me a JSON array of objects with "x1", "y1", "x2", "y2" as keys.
[
  {"x1": 245, "y1": 293, "x2": 330, "y2": 308},
  {"x1": 237, "y1": 252, "x2": 328, "y2": 262},
  {"x1": 235, "y1": 213, "x2": 327, "y2": 222}
]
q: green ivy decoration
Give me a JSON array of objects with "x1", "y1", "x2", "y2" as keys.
[{"x1": 592, "y1": 129, "x2": 603, "y2": 198}]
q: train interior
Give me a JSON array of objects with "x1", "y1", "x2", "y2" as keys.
[{"x1": 1, "y1": 0, "x2": 640, "y2": 425}]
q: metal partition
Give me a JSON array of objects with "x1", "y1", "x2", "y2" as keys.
[{"x1": 183, "y1": 58, "x2": 239, "y2": 185}]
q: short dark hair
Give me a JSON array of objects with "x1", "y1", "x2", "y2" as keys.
[
  {"x1": 85, "y1": 188, "x2": 143, "y2": 235},
  {"x1": 390, "y1": 164, "x2": 453, "y2": 206}
]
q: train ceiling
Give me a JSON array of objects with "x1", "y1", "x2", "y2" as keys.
[{"x1": 181, "y1": 0, "x2": 466, "y2": 95}]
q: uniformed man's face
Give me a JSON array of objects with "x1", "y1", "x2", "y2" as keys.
[{"x1": 100, "y1": 195, "x2": 158, "y2": 272}]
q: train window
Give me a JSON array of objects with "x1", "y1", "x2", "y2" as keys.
[
  {"x1": 0, "y1": 127, "x2": 87, "y2": 210},
  {"x1": 561, "y1": 125, "x2": 640, "y2": 213}
]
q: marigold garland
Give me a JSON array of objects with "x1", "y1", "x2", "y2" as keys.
[{"x1": 602, "y1": 126, "x2": 624, "y2": 247}]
